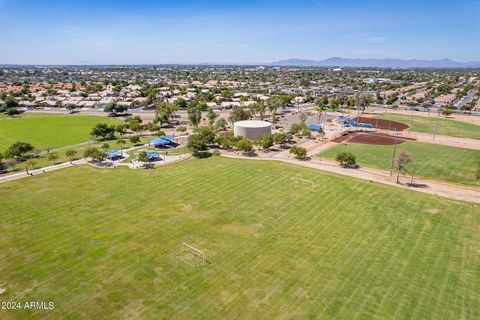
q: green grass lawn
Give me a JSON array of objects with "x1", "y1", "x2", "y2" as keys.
[
  {"x1": 319, "y1": 141, "x2": 480, "y2": 186},
  {"x1": 0, "y1": 157, "x2": 479, "y2": 319},
  {"x1": 0, "y1": 115, "x2": 119, "y2": 152},
  {"x1": 379, "y1": 113, "x2": 480, "y2": 140}
]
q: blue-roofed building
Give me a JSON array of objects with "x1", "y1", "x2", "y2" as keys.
[
  {"x1": 308, "y1": 124, "x2": 322, "y2": 132},
  {"x1": 105, "y1": 150, "x2": 122, "y2": 159}
]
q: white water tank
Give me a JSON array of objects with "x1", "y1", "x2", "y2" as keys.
[{"x1": 234, "y1": 120, "x2": 272, "y2": 140}]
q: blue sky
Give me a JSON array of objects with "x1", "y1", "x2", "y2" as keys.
[{"x1": 0, "y1": 0, "x2": 479, "y2": 64}]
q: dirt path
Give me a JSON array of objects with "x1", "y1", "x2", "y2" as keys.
[
  {"x1": 402, "y1": 132, "x2": 480, "y2": 150},
  {"x1": 364, "y1": 108, "x2": 480, "y2": 126},
  {"x1": 220, "y1": 151, "x2": 480, "y2": 204},
  {"x1": 356, "y1": 113, "x2": 480, "y2": 150}
]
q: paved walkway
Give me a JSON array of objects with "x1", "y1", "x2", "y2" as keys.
[{"x1": 0, "y1": 144, "x2": 189, "y2": 184}]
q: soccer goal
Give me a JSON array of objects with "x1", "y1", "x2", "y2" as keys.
[
  {"x1": 292, "y1": 177, "x2": 317, "y2": 189},
  {"x1": 177, "y1": 242, "x2": 208, "y2": 268}
]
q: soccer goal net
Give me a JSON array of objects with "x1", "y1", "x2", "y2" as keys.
[
  {"x1": 177, "y1": 242, "x2": 208, "y2": 268},
  {"x1": 292, "y1": 177, "x2": 317, "y2": 188}
]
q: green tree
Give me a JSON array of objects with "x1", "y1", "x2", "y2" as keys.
[
  {"x1": 83, "y1": 147, "x2": 105, "y2": 163},
  {"x1": 174, "y1": 98, "x2": 188, "y2": 109},
  {"x1": 441, "y1": 108, "x2": 453, "y2": 117},
  {"x1": 129, "y1": 135, "x2": 141, "y2": 145},
  {"x1": 26, "y1": 158, "x2": 37, "y2": 169},
  {"x1": 395, "y1": 151, "x2": 411, "y2": 183},
  {"x1": 48, "y1": 153, "x2": 59, "y2": 165},
  {"x1": 193, "y1": 126, "x2": 216, "y2": 144},
  {"x1": 359, "y1": 95, "x2": 374, "y2": 113},
  {"x1": 228, "y1": 108, "x2": 251, "y2": 125},
  {"x1": 155, "y1": 101, "x2": 177, "y2": 128},
  {"x1": 258, "y1": 133, "x2": 274, "y2": 151},
  {"x1": 5, "y1": 141, "x2": 34, "y2": 159},
  {"x1": 289, "y1": 146, "x2": 307, "y2": 159},
  {"x1": 104, "y1": 102, "x2": 127, "y2": 116},
  {"x1": 317, "y1": 96, "x2": 329, "y2": 111},
  {"x1": 65, "y1": 104, "x2": 77, "y2": 113},
  {"x1": 137, "y1": 151, "x2": 153, "y2": 168},
  {"x1": 236, "y1": 138, "x2": 254, "y2": 154},
  {"x1": 207, "y1": 107, "x2": 218, "y2": 126},
  {"x1": 215, "y1": 118, "x2": 227, "y2": 130},
  {"x1": 187, "y1": 134, "x2": 208, "y2": 156},
  {"x1": 114, "y1": 124, "x2": 127, "y2": 136},
  {"x1": 187, "y1": 105, "x2": 202, "y2": 127},
  {"x1": 65, "y1": 150, "x2": 77, "y2": 164},
  {"x1": 335, "y1": 152, "x2": 356, "y2": 167},
  {"x1": 91, "y1": 123, "x2": 115, "y2": 140},
  {"x1": 1, "y1": 95, "x2": 19, "y2": 111},
  {"x1": 6, "y1": 108, "x2": 23, "y2": 117},
  {"x1": 273, "y1": 132, "x2": 288, "y2": 148},
  {"x1": 215, "y1": 132, "x2": 239, "y2": 150}
]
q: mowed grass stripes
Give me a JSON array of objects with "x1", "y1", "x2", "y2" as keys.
[
  {"x1": 0, "y1": 115, "x2": 119, "y2": 152},
  {"x1": 0, "y1": 157, "x2": 479, "y2": 319},
  {"x1": 320, "y1": 141, "x2": 480, "y2": 186},
  {"x1": 379, "y1": 113, "x2": 480, "y2": 140}
]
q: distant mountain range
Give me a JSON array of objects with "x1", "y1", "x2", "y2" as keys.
[{"x1": 270, "y1": 57, "x2": 480, "y2": 69}]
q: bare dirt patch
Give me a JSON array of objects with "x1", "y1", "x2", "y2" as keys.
[
  {"x1": 355, "y1": 117, "x2": 409, "y2": 131},
  {"x1": 333, "y1": 132, "x2": 415, "y2": 145}
]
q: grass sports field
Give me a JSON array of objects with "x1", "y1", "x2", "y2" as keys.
[
  {"x1": 0, "y1": 115, "x2": 119, "y2": 152},
  {"x1": 379, "y1": 113, "x2": 480, "y2": 140},
  {"x1": 0, "y1": 157, "x2": 479, "y2": 319},
  {"x1": 320, "y1": 141, "x2": 480, "y2": 186}
]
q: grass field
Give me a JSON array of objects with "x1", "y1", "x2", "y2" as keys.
[
  {"x1": 379, "y1": 113, "x2": 480, "y2": 140},
  {"x1": 0, "y1": 115, "x2": 119, "y2": 152},
  {"x1": 320, "y1": 141, "x2": 480, "y2": 186},
  {"x1": 0, "y1": 157, "x2": 479, "y2": 319}
]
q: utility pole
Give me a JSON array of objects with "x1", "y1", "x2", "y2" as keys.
[
  {"x1": 409, "y1": 108, "x2": 414, "y2": 133},
  {"x1": 389, "y1": 132, "x2": 399, "y2": 176},
  {"x1": 410, "y1": 162, "x2": 417, "y2": 185},
  {"x1": 433, "y1": 108, "x2": 441, "y2": 141}
]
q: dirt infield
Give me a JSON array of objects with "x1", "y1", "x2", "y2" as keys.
[
  {"x1": 354, "y1": 117, "x2": 409, "y2": 131},
  {"x1": 333, "y1": 132, "x2": 415, "y2": 145}
]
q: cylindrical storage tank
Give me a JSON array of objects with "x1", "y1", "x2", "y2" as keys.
[{"x1": 234, "y1": 120, "x2": 272, "y2": 140}]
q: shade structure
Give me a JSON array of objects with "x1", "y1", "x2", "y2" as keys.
[
  {"x1": 150, "y1": 137, "x2": 169, "y2": 146},
  {"x1": 105, "y1": 150, "x2": 122, "y2": 158},
  {"x1": 159, "y1": 135, "x2": 174, "y2": 142}
]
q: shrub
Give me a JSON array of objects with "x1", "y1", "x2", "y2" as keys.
[
  {"x1": 289, "y1": 146, "x2": 307, "y2": 159},
  {"x1": 335, "y1": 152, "x2": 356, "y2": 167},
  {"x1": 236, "y1": 138, "x2": 253, "y2": 153}
]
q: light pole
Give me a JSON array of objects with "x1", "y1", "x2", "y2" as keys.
[
  {"x1": 433, "y1": 108, "x2": 441, "y2": 141},
  {"x1": 409, "y1": 108, "x2": 414, "y2": 133},
  {"x1": 389, "y1": 132, "x2": 399, "y2": 176},
  {"x1": 410, "y1": 162, "x2": 417, "y2": 185}
]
